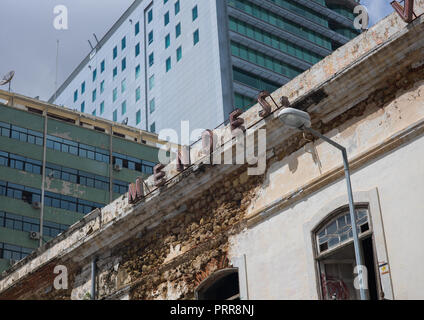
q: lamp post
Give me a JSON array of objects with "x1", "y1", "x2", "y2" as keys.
[{"x1": 278, "y1": 108, "x2": 367, "y2": 300}]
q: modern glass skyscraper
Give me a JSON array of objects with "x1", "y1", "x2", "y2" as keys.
[{"x1": 50, "y1": 0, "x2": 360, "y2": 139}]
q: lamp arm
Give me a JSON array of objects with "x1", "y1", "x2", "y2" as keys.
[
  {"x1": 302, "y1": 126, "x2": 345, "y2": 152},
  {"x1": 301, "y1": 125, "x2": 367, "y2": 300}
]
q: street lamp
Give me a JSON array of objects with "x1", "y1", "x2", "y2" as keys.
[{"x1": 278, "y1": 108, "x2": 367, "y2": 300}]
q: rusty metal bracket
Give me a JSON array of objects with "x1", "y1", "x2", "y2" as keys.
[
  {"x1": 230, "y1": 109, "x2": 245, "y2": 132},
  {"x1": 391, "y1": 0, "x2": 416, "y2": 23},
  {"x1": 153, "y1": 163, "x2": 166, "y2": 187}
]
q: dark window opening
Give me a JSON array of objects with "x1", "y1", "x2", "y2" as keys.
[
  {"x1": 26, "y1": 107, "x2": 43, "y2": 115},
  {"x1": 113, "y1": 132, "x2": 125, "y2": 138},
  {"x1": 47, "y1": 113, "x2": 76, "y2": 124},
  {"x1": 360, "y1": 223, "x2": 369, "y2": 233},
  {"x1": 94, "y1": 126, "x2": 106, "y2": 133},
  {"x1": 316, "y1": 208, "x2": 379, "y2": 300},
  {"x1": 362, "y1": 236, "x2": 378, "y2": 300},
  {"x1": 196, "y1": 269, "x2": 240, "y2": 300}
]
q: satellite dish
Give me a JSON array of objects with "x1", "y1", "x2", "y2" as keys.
[
  {"x1": 0, "y1": 71, "x2": 15, "y2": 91},
  {"x1": 0, "y1": 71, "x2": 15, "y2": 86}
]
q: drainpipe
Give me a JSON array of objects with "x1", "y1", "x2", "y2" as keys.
[
  {"x1": 39, "y1": 110, "x2": 48, "y2": 247},
  {"x1": 91, "y1": 257, "x2": 97, "y2": 300},
  {"x1": 109, "y1": 125, "x2": 113, "y2": 203}
]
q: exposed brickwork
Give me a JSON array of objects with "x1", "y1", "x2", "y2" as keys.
[{"x1": 109, "y1": 166, "x2": 263, "y2": 300}]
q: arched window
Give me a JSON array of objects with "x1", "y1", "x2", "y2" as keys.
[
  {"x1": 314, "y1": 206, "x2": 378, "y2": 300},
  {"x1": 195, "y1": 268, "x2": 240, "y2": 300}
]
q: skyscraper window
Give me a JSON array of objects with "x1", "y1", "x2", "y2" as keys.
[
  {"x1": 113, "y1": 46, "x2": 118, "y2": 59},
  {"x1": 136, "y1": 110, "x2": 141, "y2": 125},
  {"x1": 121, "y1": 100, "x2": 127, "y2": 115},
  {"x1": 166, "y1": 57, "x2": 171, "y2": 72},
  {"x1": 148, "y1": 9, "x2": 153, "y2": 23},
  {"x1": 148, "y1": 31, "x2": 154, "y2": 45},
  {"x1": 175, "y1": 1, "x2": 180, "y2": 15},
  {"x1": 164, "y1": 11, "x2": 170, "y2": 26},
  {"x1": 192, "y1": 5, "x2": 198, "y2": 21},
  {"x1": 121, "y1": 36, "x2": 126, "y2": 50},
  {"x1": 176, "y1": 46, "x2": 182, "y2": 61},
  {"x1": 176, "y1": 23, "x2": 181, "y2": 38},
  {"x1": 135, "y1": 43, "x2": 140, "y2": 57},
  {"x1": 165, "y1": 34, "x2": 170, "y2": 49},
  {"x1": 193, "y1": 29, "x2": 199, "y2": 45},
  {"x1": 135, "y1": 65, "x2": 141, "y2": 79}
]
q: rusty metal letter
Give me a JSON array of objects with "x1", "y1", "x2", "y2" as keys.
[
  {"x1": 230, "y1": 109, "x2": 245, "y2": 132},
  {"x1": 154, "y1": 163, "x2": 166, "y2": 187},
  {"x1": 391, "y1": 0, "x2": 415, "y2": 23},
  {"x1": 202, "y1": 129, "x2": 214, "y2": 155},
  {"x1": 176, "y1": 145, "x2": 190, "y2": 172},
  {"x1": 128, "y1": 177, "x2": 144, "y2": 204},
  {"x1": 257, "y1": 91, "x2": 272, "y2": 118}
]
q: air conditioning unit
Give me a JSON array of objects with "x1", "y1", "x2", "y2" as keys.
[
  {"x1": 32, "y1": 201, "x2": 41, "y2": 209},
  {"x1": 48, "y1": 171, "x2": 55, "y2": 178},
  {"x1": 122, "y1": 117, "x2": 128, "y2": 125},
  {"x1": 113, "y1": 164, "x2": 122, "y2": 172},
  {"x1": 29, "y1": 231, "x2": 41, "y2": 240}
]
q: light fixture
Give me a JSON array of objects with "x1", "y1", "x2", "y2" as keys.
[
  {"x1": 278, "y1": 108, "x2": 311, "y2": 129},
  {"x1": 278, "y1": 107, "x2": 367, "y2": 300}
]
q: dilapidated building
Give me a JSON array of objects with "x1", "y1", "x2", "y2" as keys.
[{"x1": 1, "y1": 0, "x2": 424, "y2": 300}]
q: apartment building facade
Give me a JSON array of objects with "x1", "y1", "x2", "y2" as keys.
[
  {"x1": 50, "y1": 0, "x2": 360, "y2": 139},
  {"x1": 0, "y1": 90, "x2": 159, "y2": 273}
]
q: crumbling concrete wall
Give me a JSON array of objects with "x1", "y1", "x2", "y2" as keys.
[
  {"x1": 229, "y1": 66, "x2": 424, "y2": 299},
  {"x1": 65, "y1": 61, "x2": 424, "y2": 300},
  {"x1": 91, "y1": 166, "x2": 263, "y2": 300}
]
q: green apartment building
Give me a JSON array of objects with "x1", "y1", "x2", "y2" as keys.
[{"x1": 0, "y1": 90, "x2": 161, "y2": 273}]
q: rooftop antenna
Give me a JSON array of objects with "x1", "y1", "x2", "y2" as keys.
[
  {"x1": 0, "y1": 71, "x2": 15, "y2": 92},
  {"x1": 54, "y1": 40, "x2": 60, "y2": 102},
  {"x1": 93, "y1": 33, "x2": 99, "y2": 44},
  {"x1": 88, "y1": 39, "x2": 94, "y2": 50}
]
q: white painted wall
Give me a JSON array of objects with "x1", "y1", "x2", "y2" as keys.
[{"x1": 229, "y1": 82, "x2": 424, "y2": 300}]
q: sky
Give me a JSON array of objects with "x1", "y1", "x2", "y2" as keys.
[{"x1": 0, "y1": 0, "x2": 395, "y2": 101}]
